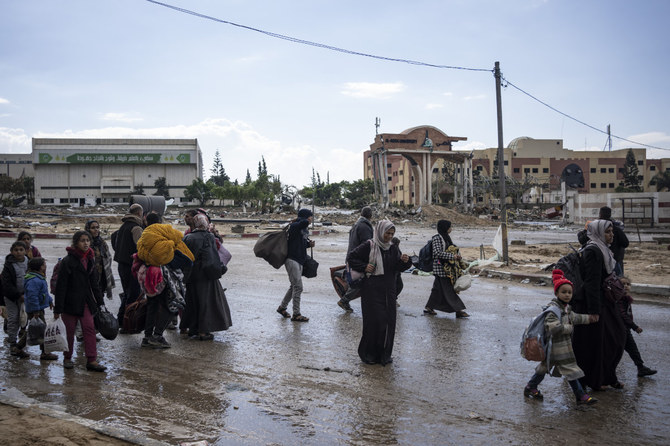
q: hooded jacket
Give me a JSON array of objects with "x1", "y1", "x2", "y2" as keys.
[
  {"x1": 0, "y1": 253, "x2": 29, "y2": 304},
  {"x1": 54, "y1": 247, "x2": 103, "y2": 317},
  {"x1": 24, "y1": 271, "x2": 52, "y2": 313}
]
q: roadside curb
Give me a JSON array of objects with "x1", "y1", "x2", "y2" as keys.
[
  {"x1": 0, "y1": 393, "x2": 167, "y2": 446},
  {"x1": 479, "y1": 268, "x2": 670, "y2": 298}
]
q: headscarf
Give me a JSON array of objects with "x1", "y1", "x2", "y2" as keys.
[
  {"x1": 586, "y1": 219, "x2": 616, "y2": 275},
  {"x1": 193, "y1": 213, "x2": 210, "y2": 231},
  {"x1": 437, "y1": 220, "x2": 453, "y2": 247},
  {"x1": 85, "y1": 219, "x2": 108, "y2": 275},
  {"x1": 369, "y1": 219, "x2": 394, "y2": 276}
]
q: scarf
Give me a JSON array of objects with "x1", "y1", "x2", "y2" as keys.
[
  {"x1": 586, "y1": 219, "x2": 616, "y2": 275},
  {"x1": 369, "y1": 219, "x2": 394, "y2": 276},
  {"x1": 66, "y1": 245, "x2": 94, "y2": 270}
]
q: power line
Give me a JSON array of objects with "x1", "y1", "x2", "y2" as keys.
[
  {"x1": 501, "y1": 76, "x2": 670, "y2": 152},
  {"x1": 145, "y1": 0, "x2": 669, "y2": 152},
  {"x1": 144, "y1": 0, "x2": 491, "y2": 73}
]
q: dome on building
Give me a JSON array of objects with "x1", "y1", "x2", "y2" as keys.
[{"x1": 507, "y1": 136, "x2": 534, "y2": 151}]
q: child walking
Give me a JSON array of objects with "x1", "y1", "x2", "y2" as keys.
[
  {"x1": 54, "y1": 230, "x2": 107, "y2": 372},
  {"x1": 24, "y1": 257, "x2": 58, "y2": 361},
  {"x1": 523, "y1": 270, "x2": 600, "y2": 405},
  {"x1": 618, "y1": 276, "x2": 657, "y2": 377},
  {"x1": 1, "y1": 241, "x2": 30, "y2": 358}
]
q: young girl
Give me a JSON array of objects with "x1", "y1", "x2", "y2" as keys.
[
  {"x1": 523, "y1": 270, "x2": 600, "y2": 405},
  {"x1": 24, "y1": 257, "x2": 58, "y2": 361},
  {"x1": 618, "y1": 276, "x2": 657, "y2": 377},
  {"x1": 53, "y1": 231, "x2": 107, "y2": 372},
  {"x1": 17, "y1": 231, "x2": 41, "y2": 260}
]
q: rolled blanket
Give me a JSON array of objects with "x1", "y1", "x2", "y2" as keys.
[{"x1": 137, "y1": 224, "x2": 195, "y2": 266}]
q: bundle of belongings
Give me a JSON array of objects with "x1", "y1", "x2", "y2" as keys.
[{"x1": 133, "y1": 224, "x2": 194, "y2": 313}]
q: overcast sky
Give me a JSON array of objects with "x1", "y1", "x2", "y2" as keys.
[{"x1": 1, "y1": 0, "x2": 669, "y2": 188}]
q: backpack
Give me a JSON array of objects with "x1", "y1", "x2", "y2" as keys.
[
  {"x1": 554, "y1": 244, "x2": 596, "y2": 303},
  {"x1": 416, "y1": 239, "x2": 433, "y2": 272},
  {"x1": 520, "y1": 306, "x2": 562, "y2": 363},
  {"x1": 50, "y1": 258, "x2": 63, "y2": 294}
]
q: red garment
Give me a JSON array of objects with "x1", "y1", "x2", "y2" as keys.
[
  {"x1": 66, "y1": 246, "x2": 94, "y2": 269},
  {"x1": 552, "y1": 269, "x2": 573, "y2": 293},
  {"x1": 144, "y1": 266, "x2": 164, "y2": 295}
]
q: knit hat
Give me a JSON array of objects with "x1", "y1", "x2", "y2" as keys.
[
  {"x1": 552, "y1": 269, "x2": 573, "y2": 293},
  {"x1": 297, "y1": 208, "x2": 313, "y2": 219}
]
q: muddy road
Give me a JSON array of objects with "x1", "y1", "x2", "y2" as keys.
[{"x1": 1, "y1": 228, "x2": 668, "y2": 445}]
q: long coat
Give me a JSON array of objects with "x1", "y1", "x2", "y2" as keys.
[
  {"x1": 347, "y1": 242, "x2": 412, "y2": 365},
  {"x1": 183, "y1": 230, "x2": 232, "y2": 334},
  {"x1": 54, "y1": 250, "x2": 104, "y2": 317},
  {"x1": 535, "y1": 298, "x2": 590, "y2": 381},
  {"x1": 572, "y1": 245, "x2": 626, "y2": 388}
]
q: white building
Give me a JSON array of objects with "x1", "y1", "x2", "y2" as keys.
[
  {"x1": 0, "y1": 153, "x2": 33, "y2": 178},
  {"x1": 33, "y1": 138, "x2": 202, "y2": 206}
]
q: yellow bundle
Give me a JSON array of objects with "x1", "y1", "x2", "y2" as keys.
[{"x1": 137, "y1": 224, "x2": 194, "y2": 266}]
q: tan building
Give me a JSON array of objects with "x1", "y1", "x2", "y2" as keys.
[
  {"x1": 0, "y1": 153, "x2": 33, "y2": 178},
  {"x1": 364, "y1": 126, "x2": 469, "y2": 207}
]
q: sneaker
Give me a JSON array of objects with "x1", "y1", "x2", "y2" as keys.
[
  {"x1": 63, "y1": 358, "x2": 74, "y2": 369},
  {"x1": 40, "y1": 352, "x2": 58, "y2": 361},
  {"x1": 10, "y1": 346, "x2": 30, "y2": 359},
  {"x1": 638, "y1": 366, "x2": 657, "y2": 377},
  {"x1": 141, "y1": 337, "x2": 152, "y2": 348},
  {"x1": 577, "y1": 394, "x2": 598, "y2": 405},
  {"x1": 338, "y1": 299, "x2": 354, "y2": 313},
  {"x1": 523, "y1": 386, "x2": 544, "y2": 400},
  {"x1": 148, "y1": 335, "x2": 171, "y2": 349}
]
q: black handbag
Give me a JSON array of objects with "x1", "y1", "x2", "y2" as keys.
[
  {"x1": 302, "y1": 247, "x2": 319, "y2": 278},
  {"x1": 201, "y1": 233, "x2": 225, "y2": 280},
  {"x1": 94, "y1": 306, "x2": 119, "y2": 340}
]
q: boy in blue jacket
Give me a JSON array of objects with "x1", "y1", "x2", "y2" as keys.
[{"x1": 24, "y1": 257, "x2": 58, "y2": 360}]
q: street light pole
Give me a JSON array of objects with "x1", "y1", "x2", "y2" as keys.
[{"x1": 494, "y1": 61, "x2": 509, "y2": 264}]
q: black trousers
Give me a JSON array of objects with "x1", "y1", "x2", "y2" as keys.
[
  {"x1": 624, "y1": 329, "x2": 644, "y2": 368},
  {"x1": 117, "y1": 262, "x2": 141, "y2": 322},
  {"x1": 144, "y1": 291, "x2": 172, "y2": 337}
]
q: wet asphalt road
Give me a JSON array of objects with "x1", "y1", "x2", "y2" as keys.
[{"x1": 1, "y1": 227, "x2": 669, "y2": 445}]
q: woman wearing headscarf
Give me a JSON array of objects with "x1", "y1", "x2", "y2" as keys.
[
  {"x1": 572, "y1": 219, "x2": 627, "y2": 390},
  {"x1": 182, "y1": 213, "x2": 232, "y2": 340},
  {"x1": 423, "y1": 220, "x2": 470, "y2": 318},
  {"x1": 85, "y1": 220, "x2": 115, "y2": 300},
  {"x1": 346, "y1": 219, "x2": 411, "y2": 365}
]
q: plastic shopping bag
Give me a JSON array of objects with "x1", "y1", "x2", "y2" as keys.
[
  {"x1": 44, "y1": 318, "x2": 69, "y2": 353},
  {"x1": 27, "y1": 317, "x2": 46, "y2": 346}
]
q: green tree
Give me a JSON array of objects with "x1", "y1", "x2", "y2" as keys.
[
  {"x1": 131, "y1": 183, "x2": 145, "y2": 195},
  {"x1": 649, "y1": 170, "x2": 670, "y2": 191},
  {"x1": 210, "y1": 149, "x2": 230, "y2": 186},
  {"x1": 621, "y1": 149, "x2": 642, "y2": 192},
  {"x1": 244, "y1": 169, "x2": 252, "y2": 185},
  {"x1": 184, "y1": 178, "x2": 213, "y2": 206},
  {"x1": 343, "y1": 179, "x2": 375, "y2": 209},
  {"x1": 153, "y1": 177, "x2": 170, "y2": 199}
]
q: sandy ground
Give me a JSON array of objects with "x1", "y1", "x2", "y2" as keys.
[{"x1": 0, "y1": 403, "x2": 135, "y2": 446}]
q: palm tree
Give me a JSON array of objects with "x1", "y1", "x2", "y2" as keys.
[{"x1": 649, "y1": 170, "x2": 670, "y2": 191}]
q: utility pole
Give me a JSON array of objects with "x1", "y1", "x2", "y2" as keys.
[{"x1": 494, "y1": 61, "x2": 509, "y2": 264}]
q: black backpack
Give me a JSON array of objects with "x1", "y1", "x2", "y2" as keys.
[
  {"x1": 416, "y1": 239, "x2": 434, "y2": 272},
  {"x1": 554, "y1": 245, "x2": 594, "y2": 302}
]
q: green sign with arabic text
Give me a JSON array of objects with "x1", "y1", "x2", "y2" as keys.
[{"x1": 38, "y1": 152, "x2": 191, "y2": 164}]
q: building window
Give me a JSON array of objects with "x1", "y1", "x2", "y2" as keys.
[
  {"x1": 513, "y1": 168, "x2": 520, "y2": 173},
  {"x1": 477, "y1": 196, "x2": 484, "y2": 202},
  {"x1": 532, "y1": 168, "x2": 538, "y2": 173},
  {"x1": 388, "y1": 190, "x2": 392, "y2": 195},
  {"x1": 41, "y1": 198, "x2": 54, "y2": 204},
  {"x1": 650, "y1": 165, "x2": 656, "y2": 171},
  {"x1": 591, "y1": 168, "x2": 596, "y2": 173},
  {"x1": 433, "y1": 168, "x2": 439, "y2": 173},
  {"x1": 609, "y1": 183, "x2": 615, "y2": 188},
  {"x1": 638, "y1": 175, "x2": 644, "y2": 181},
  {"x1": 476, "y1": 166, "x2": 483, "y2": 171},
  {"x1": 387, "y1": 176, "x2": 392, "y2": 181},
  {"x1": 70, "y1": 198, "x2": 78, "y2": 203},
  {"x1": 504, "y1": 160, "x2": 508, "y2": 166},
  {"x1": 638, "y1": 160, "x2": 643, "y2": 166},
  {"x1": 590, "y1": 183, "x2": 597, "y2": 188},
  {"x1": 600, "y1": 168, "x2": 606, "y2": 173},
  {"x1": 600, "y1": 183, "x2": 606, "y2": 188},
  {"x1": 543, "y1": 168, "x2": 549, "y2": 173},
  {"x1": 608, "y1": 168, "x2": 614, "y2": 173},
  {"x1": 524, "y1": 168, "x2": 530, "y2": 173},
  {"x1": 399, "y1": 170, "x2": 403, "y2": 175}
]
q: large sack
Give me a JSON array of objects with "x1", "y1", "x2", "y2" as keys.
[
  {"x1": 253, "y1": 227, "x2": 288, "y2": 269},
  {"x1": 122, "y1": 296, "x2": 147, "y2": 334}
]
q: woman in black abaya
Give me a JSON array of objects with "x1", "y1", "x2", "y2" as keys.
[
  {"x1": 572, "y1": 219, "x2": 626, "y2": 390},
  {"x1": 347, "y1": 220, "x2": 412, "y2": 365}
]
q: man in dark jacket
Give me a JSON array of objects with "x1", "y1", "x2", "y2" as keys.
[
  {"x1": 338, "y1": 207, "x2": 374, "y2": 312},
  {"x1": 599, "y1": 206, "x2": 629, "y2": 275},
  {"x1": 276, "y1": 208, "x2": 314, "y2": 322},
  {"x1": 113, "y1": 203, "x2": 144, "y2": 326}
]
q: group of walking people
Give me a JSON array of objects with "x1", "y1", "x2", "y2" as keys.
[
  {"x1": 524, "y1": 207, "x2": 656, "y2": 406},
  {"x1": 1, "y1": 204, "x2": 233, "y2": 372}
]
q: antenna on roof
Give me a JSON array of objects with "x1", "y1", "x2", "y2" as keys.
[
  {"x1": 602, "y1": 124, "x2": 612, "y2": 151},
  {"x1": 375, "y1": 117, "x2": 381, "y2": 136}
]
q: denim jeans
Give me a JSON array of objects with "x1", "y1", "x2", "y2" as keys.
[{"x1": 280, "y1": 259, "x2": 303, "y2": 315}]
